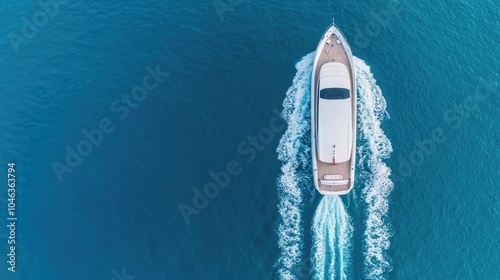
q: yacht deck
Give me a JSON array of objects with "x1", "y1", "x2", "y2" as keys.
[{"x1": 313, "y1": 29, "x2": 355, "y2": 194}]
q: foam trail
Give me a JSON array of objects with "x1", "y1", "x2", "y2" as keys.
[
  {"x1": 311, "y1": 196, "x2": 353, "y2": 280},
  {"x1": 276, "y1": 53, "x2": 392, "y2": 279},
  {"x1": 276, "y1": 52, "x2": 315, "y2": 280},
  {"x1": 354, "y1": 57, "x2": 394, "y2": 279}
]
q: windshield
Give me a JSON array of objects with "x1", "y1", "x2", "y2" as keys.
[{"x1": 319, "y1": 88, "x2": 350, "y2": 99}]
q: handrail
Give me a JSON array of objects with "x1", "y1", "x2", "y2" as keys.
[{"x1": 318, "y1": 18, "x2": 353, "y2": 52}]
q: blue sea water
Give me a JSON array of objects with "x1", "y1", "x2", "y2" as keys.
[{"x1": 0, "y1": 0, "x2": 498, "y2": 279}]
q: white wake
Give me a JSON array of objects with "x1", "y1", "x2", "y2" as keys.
[
  {"x1": 276, "y1": 52, "x2": 314, "y2": 280},
  {"x1": 276, "y1": 54, "x2": 393, "y2": 280},
  {"x1": 355, "y1": 56, "x2": 394, "y2": 279},
  {"x1": 311, "y1": 196, "x2": 353, "y2": 280}
]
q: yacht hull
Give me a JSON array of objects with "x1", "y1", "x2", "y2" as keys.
[{"x1": 311, "y1": 23, "x2": 357, "y2": 196}]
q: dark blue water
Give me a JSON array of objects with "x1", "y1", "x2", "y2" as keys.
[{"x1": 0, "y1": 0, "x2": 498, "y2": 279}]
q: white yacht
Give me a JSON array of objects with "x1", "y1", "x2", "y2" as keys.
[{"x1": 311, "y1": 21, "x2": 357, "y2": 195}]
